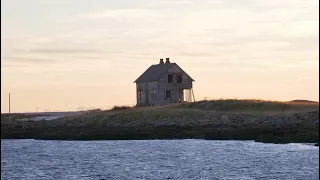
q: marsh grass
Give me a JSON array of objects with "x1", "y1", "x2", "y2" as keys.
[
  {"x1": 178, "y1": 99, "x2": 318, "y2": 112},
  {"x1": 57, "y1": 99, "x2": 318, "y2": 122},
  {"x1": 1, "y1": 99, "x2": 318, "y2": 143},
  {"x1": 2, "y1": 99, "x2": 317, "y2": 123}
]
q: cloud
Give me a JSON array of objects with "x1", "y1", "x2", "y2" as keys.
[
  {"x1": 66, "y1": 8, "x2": 159, "y2": 22},
  {"x1": 28, "y1": 48, "x2": 102, "y2": 54},
  {"x1": 2, "y1": 0, "x2": 318, "y2": 68},
  {"x1": 1, "y1": 64, "x2": 26, "y2": 68},
  {"x1": 1, "y1": 56, "x2": 65, "y2": 67}
]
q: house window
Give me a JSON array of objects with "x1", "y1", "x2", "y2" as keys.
[
  {"x1": 168, "y1": 75, "x2": 173, "y2": 83},
  {"x1": 177, "y1": 74, "x2": 182, "y2": 83},
  {"x1": 137, "y1": 89, "x2": 143, "y2": 100},
  {"x1": 151, "y1": 89, "x2": 157, "y2": 99},
  {"x1": 165, "y1": 90, "x2": 171, "y2": 99}
]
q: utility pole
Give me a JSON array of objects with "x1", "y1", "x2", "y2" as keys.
[
  {"x1": 9, "y1": 93, "x2": 11, "y2": 120},
  {"x1": 37, "y1": 106, "x2": 38, "y2": 113}
]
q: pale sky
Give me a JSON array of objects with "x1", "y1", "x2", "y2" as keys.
[{"x1": 1, "y1": 0, "x2": 319, "y2": 113}]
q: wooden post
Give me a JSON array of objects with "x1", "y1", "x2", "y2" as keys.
[
  {"x1": 192, "y1": 88, "x2": 195, "y2": 102},
  {"x1": 187, "y1": 89, "x2": 189, "y2": 102},
  {"x1": 9, "y1": 93, "x2": 11, "y2": 120},
  {"x1": 176, "y1": 83, "x2": 179, "y2": 103},
  {"x1": 145, "y1": 83, "x2": 149, "y2": 105},
  {"x1": 185, "y1": 90, "x2": 188, "y2": 102}
]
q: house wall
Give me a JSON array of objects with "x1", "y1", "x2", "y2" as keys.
[
  {"x1": 136, "y1": 64, "x2": 193, "y2": 106},
  {"x1": 146, "y1": 81, "x2": 158, "y2": 106},
  {"x1": 168, "y1": 65, "x2": 193, "y2": 88},
  {"x1": 136, "y1": 81, "x2": 158, "y2": 106},
  {"x1": 136, "y1": 83, "x2": 145, "y2": 105},
  {"x1": 158, "y1": 75, "x2": 178, "y2": 104},
  {"x1": 158, "y1": 64, "x2": 193, "y2": 105}
]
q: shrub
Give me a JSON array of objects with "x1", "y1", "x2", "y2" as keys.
[{"x1": 110, "y1": 105, "x2": 132, "y2": 111}]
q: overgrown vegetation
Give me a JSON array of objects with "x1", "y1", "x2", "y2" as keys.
[
  {"x1": 110, "y1": 105, "x2": 133, "y2": 111},
  {"x1": 179, "y1": 99, "x2": 318, "y2": 112},
  {"x1": 1, "y1": 99, "x2": 319, "y2": 145}
]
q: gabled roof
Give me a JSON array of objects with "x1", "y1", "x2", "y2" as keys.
[{"x1": 134, "y1": 63, "x2": 195, "y2": 83}]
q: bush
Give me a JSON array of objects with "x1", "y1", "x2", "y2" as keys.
[{"x1": 110, "y1": 105, "x2": 132, "y2": 111}]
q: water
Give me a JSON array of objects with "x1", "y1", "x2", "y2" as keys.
[{"x1": 1, "y1": 139, "x2": 319, "y2": 180}]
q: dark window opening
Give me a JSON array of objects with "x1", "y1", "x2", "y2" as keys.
[
  {"x1": 165, "y1": 90, "x2": 171, "y2": 99},
  {"x1": 151, "y1": 89, "x2": 157, "y2": 99},
  {"x1": 137, "y1": 89, "x2": 143, "y2": 100},
  {"x1": 177, "y1": 74, "x2": 182, "y2": 83},
  {"x1": 168, "y1": 75, "x2": 173, "y2": 83}
]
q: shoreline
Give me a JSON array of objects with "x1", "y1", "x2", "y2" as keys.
[
  {"x1": 2, "y1": 100, "x2": 318, "y2": 146},
  {"x1": 1, "y1": 138, "x2": 319, "y2": 147}
]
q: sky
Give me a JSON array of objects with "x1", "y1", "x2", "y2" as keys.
[{"x1": 1, "y1": 0, "x2": 319, "y2": 113}]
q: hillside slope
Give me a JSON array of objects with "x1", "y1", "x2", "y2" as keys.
[{"x1": 1, "y1": 99, "x2": 319, "y2": 144}]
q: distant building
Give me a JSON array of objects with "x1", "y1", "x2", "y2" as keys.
[{"x1": 134, "y1": 58, "x2": 195, "y2": 106}]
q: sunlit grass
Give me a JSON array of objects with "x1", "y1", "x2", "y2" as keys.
[
  {"x1": 178, "y1": 98, "x2": 318, "y2": 112},
  {"x1": 1, "y1": 99, "x2": 318, "y2": 143},
  {"x1": 2, "y1": 99, "x2": 318, "y2": 123}
]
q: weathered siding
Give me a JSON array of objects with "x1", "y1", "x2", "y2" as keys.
[
  {"x1": 157, "y1": 64, "x2": 193, "y2": 104},
  {"x1": 158, "y1": 75, "x2": 179, "y2": 104},
  {"x1": 136, "y1": 83, "x2": 146, "y2": 105},
  {"x1": 168, "y1": 65, "x2": 192, "y2": 88},
  {"x1": 146, "y1": 81, "x2": 158, "y2": 106},
  {"x1": 167, "y1": 65, "x2": 181, "y2": 73},
  {"x1": 136, "y1": 81, "x2": 158, "y2": 106},
  {"x1": 135, "y1": 63, "x2": 193, "y2": 106}
]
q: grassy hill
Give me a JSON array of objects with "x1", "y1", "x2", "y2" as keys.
[
  {"x1": 1, "y1": 99, "x2": 319, "y2": 144},
  {"x1": 289, "y1": 99, "x2": 319, "y2": 103}
]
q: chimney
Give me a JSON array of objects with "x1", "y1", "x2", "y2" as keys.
[
  {"x1": 159, "y1": 58, "x2": 164, "y2": 64},
  {"x1": 165, "y1": 58, "x2": 170, "y2": 63}
]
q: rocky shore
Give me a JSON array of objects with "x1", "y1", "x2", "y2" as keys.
[{"x1": 1, "y1": 100, "x2": 319, "y2": 145}]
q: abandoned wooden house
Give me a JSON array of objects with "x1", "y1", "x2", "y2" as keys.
[{"x1": 134, "y1": 58, "x2": 195, "y2": 106}]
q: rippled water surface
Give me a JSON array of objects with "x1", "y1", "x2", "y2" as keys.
[{"x1": 1, "y1": 139, "x2": 319, "y2": 180}]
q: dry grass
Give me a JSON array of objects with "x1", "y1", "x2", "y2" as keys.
[
  {"x1": 48, "y1": 99, "x2": 318, "y2": 124},
  {"x1": 2, "y1": 99, "x2": 318, "y2": 142},
  {"x1": 2, "y1": 99, "x2": 317, "y2": 123},
  {"x1": 110, "y1": 105, "x2": 132, "y2": 111},
  {"x1": 177, "y1": 99, "x2": 318, "y2": 112}
]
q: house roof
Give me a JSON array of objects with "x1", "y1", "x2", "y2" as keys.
[{"x1": 134, "y1": 63, "x2": 195, "y2": 83}]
